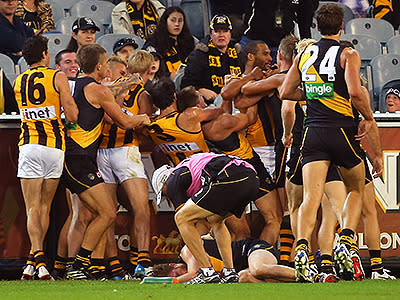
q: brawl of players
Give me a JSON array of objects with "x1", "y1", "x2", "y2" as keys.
[{"x1": 13, "y1": 3, "x2": 396, "y2": 284}]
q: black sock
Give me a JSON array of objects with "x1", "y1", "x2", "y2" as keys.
[
  {"x1": 107, "y1": 256, "x2": 124, "y2": 278},
  {"x1": 320, "y1": 254, "x2": 334, "y2": 274},
  {"x1": 279, "y1": 215, "x2": 295, "y2": 266},
  {"x1": 34, "y1": 250, "x2": 46, "y2": 270},
  {"x1": 129, "y1": 246, "x2": 138, "y2": 268},
  {"x1": 339, "y1": 228, "x2": 355, "y2": 250},
  {"x1": 369, "y1": 250, "x2": 383, "y2": 274},
  {"x1": 89, "y1": 258, "x2": 106, "y2": 278},
  {"x1": 73, "y1": 247, "x2": 92, "y2": 269},
  {"x1": 54, "y1": 255, "x2": 67, "y2": 271},
  {"x1": 26, "y1": 250, "x2": 35, "y2": 267},
  {"x1": 295, "y1": 239, "x2": 309, "y2": 252},
  {"x1": 138, "y1": 250, "x2": 152, "y2": 268}
]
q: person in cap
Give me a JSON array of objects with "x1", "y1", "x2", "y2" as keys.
[
  {"x1": 152, "y1": 152, "x2": 260, "y2": 284},
  {"x1": 66, "y1": 17, "x2": 100, "y2": 52},
  {"x1": 385, "y1": 85, "x2": 400, "y2": 112},
  {"x1": 143, "y1": 6, "x2": 195, "y2": 80},
  {"x1": 181, "y1": 14, "x2": 242, "y2": 104},
  {"x1": 113, "y1": 37, "x2": 139, "y2": 62}
]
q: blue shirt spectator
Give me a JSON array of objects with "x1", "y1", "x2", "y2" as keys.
[{"x1": 0, "y1": 0, "x2": 34, "y2": 64}]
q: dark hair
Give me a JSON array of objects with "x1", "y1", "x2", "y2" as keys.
[
  {"x1": 176, "y1": 86, "x2": 198, "y2": 113},
  {"x1": 66, "y1": 37, "x2": 79, "y2": 52},
  {"x1": 152, "y1": 264, "x2": 175, "y2": 277},
  {"x1": 55, "y1": 49, "x2": 76, "y2": 65},
  {"x1": 22, "y1": 35, "x2": 48, "y2": 66},
  {"x1": 340, "y1": 40, "x2": 355, "y2": 49},
  {"x1": 76, "y1": 44, "x2": 107, "y2": 74},
  {"x1": 316, "y1": 3, "x2": 344, "y2": 36},
  {"x1": 243, "y1": 40, "x2": 266, "y2": 57},
  {"x1": 147, "y1": 6, "x2": 195, "y2": 61},
  {"x1": 149, "y1": 77, "x2": 176, "y2": 110}
]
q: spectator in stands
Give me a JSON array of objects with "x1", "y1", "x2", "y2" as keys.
[
  {"x1": 144, "y1": 6, "x2": 195, "y2": 80},
  {"x1": 385, "y1": 84, "x2": 400, "y2": 112},
  {"x1": 0, "y1": 71, "x2": 18, "y2": 114},
  {"x1": 241, "y1": 0, "x2": 318, "y2": 62},
  {"x1": 0, "y1": 0, "x2": 34, "y2": 64},
  {"x1": 15, "y1": 0, "x2": 55, "y2": 34},
  {"x1": 112, "y1": 0, "x2": 165, "y2": 40},
  {"x1": 209, "y1": 0, "x2": 252, "y2": 42},
  {"x1": 372, "y1": 0, "x2": 400, "y2": 28},
  {"x1": 55, "y1": 49, "x2": 79, "y2": 78},
  {"x1": 340, "y1": 0, "x2": 369, "y2": 17},
  {"x1": 181, "y1": 14, "x2": 242, "y2": 105},
  {"x1": 113, "y1": 37, "x2": 139, "y2": 62},
  {"x1": 66, "y1": 17, "x2": 100, "y2": 52}
]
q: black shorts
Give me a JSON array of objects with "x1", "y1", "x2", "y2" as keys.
[
  {"x1": 193, "y1": 157, "x2": 259, "y2": 218},
  {"x1": 287, "y1": 145, "x2": 341, "y2": 185},
  {"x1": 274, "y1": 141, "x2": 288, "y2": 188},
  {"x1": 360, "y1": 150, "x2": 373, "y2": 184},
  {"x1": 62, "y1": 155, "x2": 104, "y2": 194},
  {"x1": 166, "y1": 166, "x2": 192, "y2": 211},
  {"x1": 203, "y1": 238, "x2": 278, "y2": 272},
  {"x1": 302, "y1": 127, "x2": 363, "y2": 169},
  {"x1": 246, "y1": 151, "x2": 276, "y2": 198}
]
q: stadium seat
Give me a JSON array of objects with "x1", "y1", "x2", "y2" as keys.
[
  {"x1": 70, "y1": 0, "x2": 115, "y2": 26},
  {"x1": 47, "y1": 0, "x2": 81, "y2": 16},
  {"x1": 96, "y1": 34, "x2": 145, "y2": 55},
  {"x1": 387, "y1": 35, "x2": 400, "y2": 55},
  {"x1": 344, "y1": 18, "x2": 394, "y2": 44},
  {"x1": 174, "y1": 71, "x2": 184, "y2": 91},
  {"x1": 180, "y1": 0, "x2": 210, "y2": 39},
  {"x1": 17, "y1": 57, "x2": 29, "y2": 73},
  {"x1": 310, "y1": 18, "x2": 321, "y2": 41},
  {"x1": 379, "y1": 79, "x2": 400, "y2": 112},
  {"x1": 56, "y1": 16, "x2": 104, "y2": 37},
  {"x1": 371, "y1": 54, "x2": 400, "y2": 106},
  {"x1": 318, "y1": 1, "x2": 354, "y2": 26},
  {"x1": 43, "y1": 33, "x2": 71, "y2": 67},
  {"x1": 340, "y1": 34, "x2": 381, "y2": 61},
  {"x1": 0, "y1": 54, "x2": 17, "y2": 75},
  {"x1": 50, "y1": 2, "x2": 65, "y2": 23}
]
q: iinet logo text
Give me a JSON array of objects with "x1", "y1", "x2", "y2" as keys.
[{"x1": 20, "y1": 106, "x2": 56, "y2": 121}]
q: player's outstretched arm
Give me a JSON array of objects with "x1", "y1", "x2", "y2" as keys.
[
  {"x1": 55, "y1": 71, "x2": 78, "y2": 123},
  {"x1": 92, "y1": 85, "x2": 150, "y2": 129},
  {"x1": 281, "y1": 100, "x2": 297, "y2": 148}
]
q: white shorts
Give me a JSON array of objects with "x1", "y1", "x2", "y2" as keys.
[
  {"x1": 17, "y1": 144, "x2": 64, "y2": 179},
  {"x1": 97, "y1": 146, "x2": 147, "y2": 184},
  {"x1": 254, "y1": 145, "x2": 276, "y2": 177}
]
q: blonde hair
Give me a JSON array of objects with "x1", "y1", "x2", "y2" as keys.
[
  {"x1": 296, "y1": 38, "x2": 316, "y2": 54},
  {"x1": 128, "y1": 50, "x2": 154, "y2": 74}
]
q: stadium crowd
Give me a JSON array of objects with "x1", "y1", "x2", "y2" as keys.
[{"x1": 0, "y1": 0, "x2": 398, "y2": 284}]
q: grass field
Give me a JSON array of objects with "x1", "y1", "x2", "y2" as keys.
[{"x1": 0, "y1": 280, "x2": 399, "y2": 300}]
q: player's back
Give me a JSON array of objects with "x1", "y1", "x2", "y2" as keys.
[
  {"x1": 14, "y1": 66, "x2": 65, "y2": 150},
  {"x1": 298, "y1": 38, "x2": 355, "y2": 128},
  {"x1": 148, "y1": 111, "x2": 210, "y2": 165},
  {"x1": 65, "y1": 77, "x2": 104, "y2": 157}
]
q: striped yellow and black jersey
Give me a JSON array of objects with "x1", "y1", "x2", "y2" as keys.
[
  {"x1": 210, "y1": 131, "x2": 254, "y2": 160},
  {"x1": 14, "y1": 66, "x2": 64, "y2": 150},
  {"x1": 242, "y1": 98, "x2": 276, "y2": 148},
  {"x1": 100, "y1": 83, "x2": 143, "y2": 149},
  {"x1": 147, "y1": 111, "x2": 210, "y2": 166},
  {"x1": 298, "y1": 38, "x2": 355, "y2": 127},
  {"x1": 65, "y1": 77, "x2": 104, "y2": 157}
]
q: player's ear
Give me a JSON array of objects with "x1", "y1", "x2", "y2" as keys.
[{"x1": 247, "y1": 53, "x2": 254, "y2": 62}]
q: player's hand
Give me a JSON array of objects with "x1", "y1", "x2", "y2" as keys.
[
  {"x1": 282, "y1": 132, "x2": 293, "y2": 148},
  {"x1": 264, "y1": 64, "x2": 280, "y2": 78},
  {"x1": 199, "y1": 88, "x2": 218, "y2": 102},
  {"x1": 355, "y1": 119, "x2": 372, "y2": 140},
  {"x1": 138, "y1": 114, "x2": 151, "y2": 125},
  {"x1": 372, "y1": 155, "x2": 383, "y2": 178},
  {"x1": 249, "y1": 66, "x2": 264, "y2": 81}
]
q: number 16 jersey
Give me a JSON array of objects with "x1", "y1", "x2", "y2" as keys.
[
  {"x1": 298, "y1": 38, "x2": 354, "y2": 128},
  {"x1": 14, "y1": 66, "x2": 64, "y2": 150}
]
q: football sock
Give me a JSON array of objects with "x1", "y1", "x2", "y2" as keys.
[
  {"x1": 295, "y1": 239, "x2": 309, "y2": 253},
  {"x1": 89, "y1": 258, "x2": 106, "y2": 279},
  {"x1": 26, "y1": 250, "x2": 35, "y2": 268},
  {"x1": 339, "y1": 228, "x2": 354, "y2": 251},
  {"x1": 279, "y1": 215, "x2": 295, "y2": 266},
  {"x1": 129, "y1": 246, "x2": 138, "y2": 268},
  {"x1": 107, "y1": 257, "x2": 124, "y2": 278},
  {"x1": 138, "y1": 250, "x2": 152, "y2": 268},
  {"x1": 369, "y1": 250, "x2": 384, "y2": 274},
  {"x1": 320, "y1": 254, "x2": 334, "y2": 274},
  {"x1": 34, "y1": 250, "x2": 46, "y2": 269},
  {"x1": 73, "y1": 247, "x2": 92, "y2": 269},
  {"x1": 53, "y1": 255, "x2": 67, "y2": 272}
]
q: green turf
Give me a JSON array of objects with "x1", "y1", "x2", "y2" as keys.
[{"x1": 0, "y1": 280, "x2": 399, "y2": 300}]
